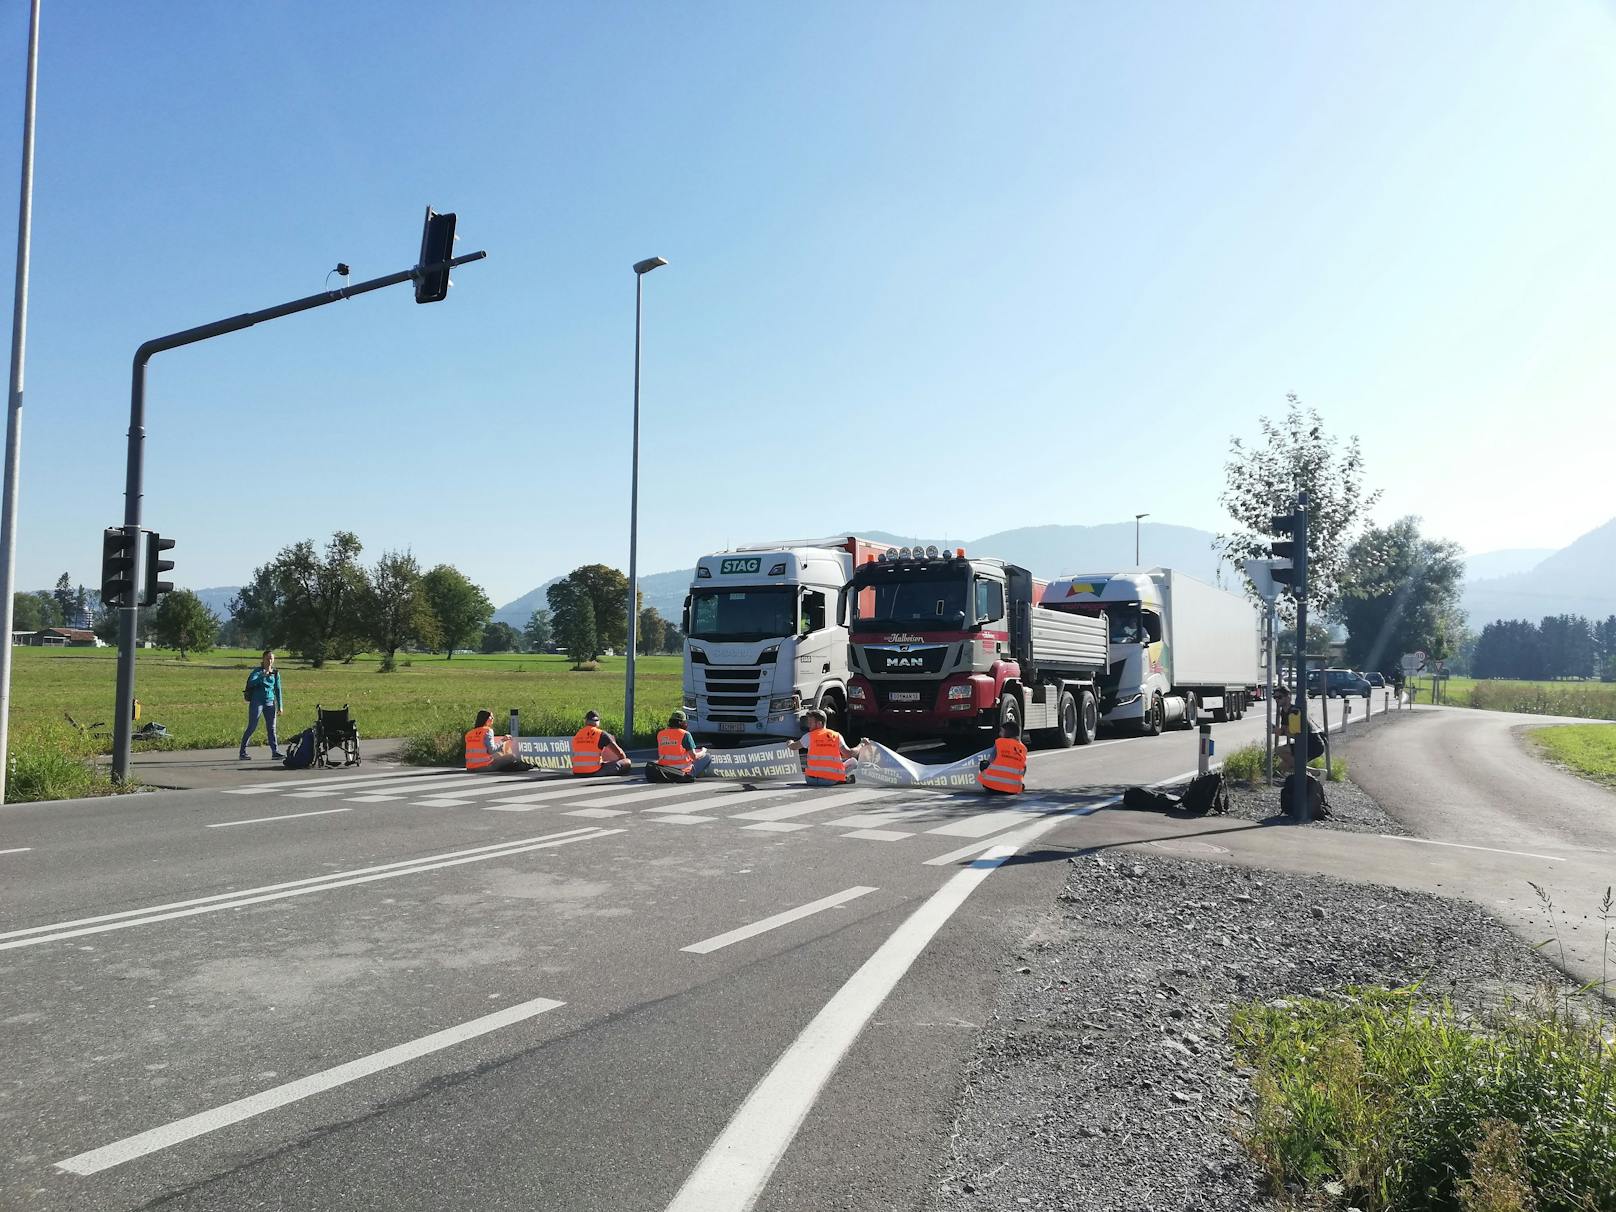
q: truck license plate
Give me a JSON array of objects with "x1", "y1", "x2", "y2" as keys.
[
  {"x1": 718, "y1": 722, "x2": 744, "y2": 733},
  {"x1": 890, "y1": 691, "x2": 920, "y2": 703}
]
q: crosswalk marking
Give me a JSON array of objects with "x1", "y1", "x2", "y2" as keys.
[
  {"x1": 482, "y1": 781, "x2": 648, "y2": 807},
  {"x1": 923, "y1": 806, "x2": 1052, "y2": 838},
  {"x1": 729, "y1": 788, "x2": 892, "y2": 823},
  {"x1": 343, "y1": 794, "x2": 405, "y2": 803},
  {"x1": 649, "y1": 814, "x2": 713, "y2": 825},
  {"x1": 400, "y1": 776, "x2": 551, "y2": 803},
  {"x1": 562, "y1": 807, "x2": 631, "y2": 819},
  {"x1": 840, "y1": 828, "x2": 911, "y2": 841},
  {"x1": 222, "y1": 769, "x2": 471, "y2": 796},
  {"x1": 743, "y1": 821, "x2": 812, "y2": 833},
  {"x1": 583, "y1": 784, "x2": 721, "y2": 809}
]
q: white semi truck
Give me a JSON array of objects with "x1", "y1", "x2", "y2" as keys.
[
  {"x1": 1041, "y1": 569, "x2": 1262, "y2": 734},
  {"x1": 680, "y1": 537, "x2": 884, "y2": 744}
]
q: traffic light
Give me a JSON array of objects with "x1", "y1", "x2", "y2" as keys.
[
  {"x1": 414, "y1": 207, "x2": 457, "y2": 303},
  {"x1": 1268, "y1": 512, "x2": 1301, "y2": 589},
  {"x1": 141, "y1": 532, "x2": 175, "y2": 607},
  {"x1": 100, "y1": 527, "x2": 137, "y2": 608}
]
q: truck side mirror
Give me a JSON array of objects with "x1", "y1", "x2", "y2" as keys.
[{"x1": 682, "y1": 595, "x2": 691, "y2": 635}]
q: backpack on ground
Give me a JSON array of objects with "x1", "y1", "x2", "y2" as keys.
[
  {"x1": 644, "y1": 762, "x2": 695, "y2": 784},
  {"x1": 282, "y1": 728, "x2": 317, "y2": 770},
  {"x1": 1123, "y1": 785, "x2": 1180, "y2": 812},
  {"x1": 1279, "y1": 772, "x2": 1331, "y2": 820},
  {"x1": 1179, "y1": 771, "x2": 1229, "y2": 816}
]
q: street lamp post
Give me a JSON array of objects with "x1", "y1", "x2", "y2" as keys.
[
  {"x1": 624, "y1": 256, "x2": 667, "y2": 746},
  {"x1": 1134, "y1": 512, "x2": 1149, "y2": 566}
]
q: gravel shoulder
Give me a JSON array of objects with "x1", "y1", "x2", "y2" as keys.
[{"x1": 924, "y1": 847, "x2": 1570, "y2": 1212}]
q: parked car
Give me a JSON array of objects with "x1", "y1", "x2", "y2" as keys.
[
  {"x1": 1307, "y1": 668, "x2": 1371, "y2": 698},
  {"x1": 1365, "y1": 672, "x2": 1386, "y2": 689}
]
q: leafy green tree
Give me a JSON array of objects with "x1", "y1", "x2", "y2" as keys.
[
  {"x1": 422, "y1": 564, "x2": 493, "y2": 659},
  {"x1": 229, "y1": 563, "x2": 289, "y2": 650},
  {"x1": 1338, "y1": 517, "x2": 1464, "y2": 673},
  {"x1": 363, "y1": 550, "x2": 437, "y2": 672},
  {"x1": 554, "y1": 582, "x2": 600, "y2": 665},
  {"x1": 152, "y1": 589, "x2": 219, "y2": 659},
  {"x1": 13, "y1": 591, "x2": 52, "y2": 632},
  {"x1": 1219, "y1": 393, "x2": 1380, "y2": 618},
  {"x1": 52, "y1": 572, "x2": 73, "y2": 620},
  {"x1": 271, "y1": 531, "x2": 371, "y2": 668},
  {"x1": 523, "y1": 608, "x2": 553, "y2": 651},
  {"x1": 660, "y1": 622, "x2": 685, "y2": 655},
  {"x1": 637, "y1": 607, "x2": 666, "y2": 657},
  {"x1": 481, "y1": 621, "x2": 520, "y2": 653},
  {"x1": 546, "y1": 564, "x2": 630, "y2": 653}
]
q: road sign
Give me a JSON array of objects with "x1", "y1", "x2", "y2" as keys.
[{"x1": 1414, "y1": 650, "x2": 1426, "y2": 664}]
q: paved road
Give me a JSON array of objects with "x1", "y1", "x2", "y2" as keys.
[{"x1": 10, "y1": 691, "x2": 1576, "y2": 1212}]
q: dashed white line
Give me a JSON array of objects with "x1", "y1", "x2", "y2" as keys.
[
  {"x1": 55, "y1": 994, "x2": 566, "y2": 1175},
  {"x1": 0, "y1": 846, "x2": 32, "y2": 855},
  {"x1": 1379, "y1": 835, "x2": 1566, "y2": 863},
  {"x1": 681, "y1": 886, "x2": 877, "y2": 955},
  {"x1": 206, "y1": 808, "x2": 352, "y2": 829}
]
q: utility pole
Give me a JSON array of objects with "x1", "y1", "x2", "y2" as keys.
[
  {"x1": 623, "y1": 255, "x2": 666, "y2": 745},
  {"x1": 1289, "y1": 492, "x2": 1310, "y2": 821},
  {"x1": 0, "y1": 0, "x2": 42, "y2": 804},
  {"x1": 110, "y1": 215, "x2": 486, "y2": 782}
]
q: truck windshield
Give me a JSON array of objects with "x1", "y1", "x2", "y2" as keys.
[
  {"x1": 1064, "y1": 602, "x2": 1144, "y2": 645},
  {"x1": 851, "y1": 571, "x2": 970, "y2": 633},
  {"x1": 688, "y1": 588, "x2": 796, "y2": 643}
]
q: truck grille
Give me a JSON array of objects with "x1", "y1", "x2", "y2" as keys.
[
  {"x1": 701, "y1": 665, "x2": 766, "y2": 721},
  {"x1": 859, "y1": 644, "x2": 950, "y2": 676}
]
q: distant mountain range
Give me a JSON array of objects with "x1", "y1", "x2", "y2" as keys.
[{"x1": 161, "y1": 517, "x2": 1616, "y2": 637}]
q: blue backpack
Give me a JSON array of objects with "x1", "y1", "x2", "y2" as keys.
[{"x1": 282, "y1": 728, "x2": 317, "y2": 770}]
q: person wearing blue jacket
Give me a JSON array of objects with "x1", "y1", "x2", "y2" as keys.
[{"x1": 240, "y1": 650, "x2": 285, "y2": 760}]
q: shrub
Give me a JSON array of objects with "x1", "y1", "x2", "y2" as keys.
[
  {"x1": 1221, "y1": 741, "x2": 1267, "y2": 782},
  {"x1": 7, "y1": 723, "x2": 129, "y2": 802}
]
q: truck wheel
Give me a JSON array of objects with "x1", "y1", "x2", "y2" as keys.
[
  {"x1": 1051, "y1": 690, "x2": 1078, "y2": 748},
  {"x1": 998, "y1": 693, "x2": 1020, "y2": 738},
  {"x1": 1236, "y1": 692, "x2": 1248, "y2": 719},
  {"x1": 1141, "y1": 694, "x2": 1163, "y2": 737},
  {"x1": 1181, "y1": 692, "x2": 1198, "y2": 729},
  {"x1": 1075, "y1": 690, "x2": 1098, "y2": 745}
]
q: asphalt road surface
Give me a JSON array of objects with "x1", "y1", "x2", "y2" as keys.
[{"x1": 4, "y1": 692, "x2": 1602, "y2": 1212}]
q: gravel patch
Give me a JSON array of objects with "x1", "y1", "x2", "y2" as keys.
[
  {"x1": 1217, "y1": 774, "x2": 1411, "y2": 836},
  {"x1": 924, "y1": 853, "x2": 1566, "y2": 1212}
]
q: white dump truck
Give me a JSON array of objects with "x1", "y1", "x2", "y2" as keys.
[
  {"x1": 1041, "y1": 569, "x2": 1262, "y2": 733},
  {"x1": 680, "y1": 537, "x2": 885, "y2": 743}
]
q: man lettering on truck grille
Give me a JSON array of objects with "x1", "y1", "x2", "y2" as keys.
[
  {"x1": 977, "y1": 719, "x2": 1027, "y2": 795},
  {"x1": 788, "y1": 707, "x2": 859, "y2": 786}
]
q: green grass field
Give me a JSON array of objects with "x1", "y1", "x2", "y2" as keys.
[
  {"x1": 8, "y1": 646, "x2": 685, "y2": 753},
  {"x1": 1527, "y1": 723, "x2": 1616, "y2": 789},
  {"x1": 1428, "y1": 676, "x2": 1616, "y2": 721}
]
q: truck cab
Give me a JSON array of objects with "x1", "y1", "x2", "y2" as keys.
[
  {"x1": 1043, "y1": 572, "x2": 1169, "y2": 729},
  {"x1": 682, "y1": 540, "x2": 872, "y2": 743}
]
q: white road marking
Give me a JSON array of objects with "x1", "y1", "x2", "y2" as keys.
[
  {"x1": 729, "y1": 788, "x2": 891, "y2": 823},
  {"x1": 482, "y1": 780, "x2": 654, "y2": 807},
  {"x1": 408, "y1": 798, "x2": 481, "y2": 808},
  {"x1": 840, "y1": 828, "x2": 911, "y2": 841},
  {"x1": 649, "y1": 814, "x2": 714, "y2": 825},
  {"x1": 561, "y1": 808, "x2": 631, "y2": 819},
  {"x1": 0, "y1": 827, "x2": 614, "y2": 951},
  {"x1": 222, "y1": 768, "x2": 454, "y2": 793},
  {"x1": 206, "y1": 809, "x2": 351, "y2": 829},
  {"x1": 390, "y1": 775, "x2": 547, "y2": 802},
  {"x1": 280, "y1": 790, "x2": 345, "y2": 799},
  {"x1": 681, "y1": 887, "x2": 877, "y2": 955},
  {"x1": 1379, "y1": 835, "x2": 1566, "y2": 863},
  {"x1": 584, "y1": 784, "x2": 719, "y2": 809},
  {"x1": 923, "y1": 806, "x2": 1051, "y2": 838},
  {"x1": 744, "y1": 822, "x2": 812, "y2": 833},
  {"x1": 921, "y1": 837, "x2": 1007, "y2": 867},
  {"x1": 0, "y1": 846, "x2": 32, "y2": 855},
  {"x1": 55, "y1": 994, "x2": 566, "y2": 1176},
  {"x1": 342, "y1": 794, "x2": 404, "y2": 803}
]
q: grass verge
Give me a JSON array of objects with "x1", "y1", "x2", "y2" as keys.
[
  {"x1": 1220, "y1": 741, "x2": 1345, "y2": 784},
  {"x1": 1527, "y1": 723, "x2": 1616, "y2": 790},
  {"x1": 1439, "y1": 677, "x2": 1616, "y2": 721},
  {"x1": 7, "y1": 723, "x2": 136, "y2": 802},
  {"x1": 1233, "y1": 986, "x2": 1616, "y2": 1211}
]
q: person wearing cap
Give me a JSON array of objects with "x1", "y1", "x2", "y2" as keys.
[
  {"x1": 571, "y1": 710, "x2": 633, "y2": 776},
  {"x1": 788, "y1": 706, "x2": 859, "y2": 786},
  {"x1": 977, "y1": 718, "x2": 1027, "y2": 795},
  {"x1": 651, "y1": 709, "x2": 711, "y2": 781},
  {"x1": 1273, "y1": 685, "x2": 1324, "y2": 774},
  {"x1": 465, "y1": 708, "x2": 532, "y2": 773}
]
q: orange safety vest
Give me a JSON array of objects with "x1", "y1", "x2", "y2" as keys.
[
  {"x1": 978, "y1": 737, "x2": 1027, "y2": 794},
  {"x1": 572, "y1": 725, "x2": 604, "y2": 775},
  {"x1": 805, "y1": 727, "x2": 848, "y2": 783},
  {"x1": 465, "y1": 726, "x2": 496, "y2": 771},
  {"x1": 657, "y1": 727, "x2": 694, "y2": 775}
]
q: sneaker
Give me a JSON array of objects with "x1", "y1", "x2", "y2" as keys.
[
  {"x1": 270, "y1": 751, "x2": 285, "y2": 761},
  {"x1": 238, "y1": 752, "x2": 250, "y2": 761}
]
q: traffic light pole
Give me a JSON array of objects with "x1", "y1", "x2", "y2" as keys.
[
  {"x1": 1290, "y1": 492, "x2": 1311, "y2": 823},
  {"x1": 109, "y1": 249, "x2": 486, "y2": 783}
]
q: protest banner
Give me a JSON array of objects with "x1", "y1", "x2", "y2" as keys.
[{"x1": 852, "y1": 740, "x2": 994, "y2": 789}]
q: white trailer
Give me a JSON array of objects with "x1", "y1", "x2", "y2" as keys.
[{"x1": 1042, "y1": 569, "x2": 1262, "y2": 734}]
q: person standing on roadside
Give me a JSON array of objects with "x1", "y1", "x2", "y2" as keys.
[{"x1": 240, "y1": 650, "x2": 285, "y2": 761}]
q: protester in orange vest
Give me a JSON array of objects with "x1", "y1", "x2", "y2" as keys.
[
  {"x1": 788, "y1": 706, "x2": 859, "y2": 786},
  {"x1": 649, "y1": 709, "x2": 712, "y2": 781},
  {"x1": 977, "y1": 720, "x2": 1027, "y2": 795},
  {"x1": 571, "y1": 709, "x2": 633, "y2": 777},
  {"x1": 464, "y1": 709, "x2": 531, "y2": 773}
]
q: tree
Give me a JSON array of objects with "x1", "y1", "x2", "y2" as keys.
[
  {"x1": 1277, "y1": 622, "x2": 1333, "y2": 655},
  {"x1": 1473, "y1": 620, "x2": 1544, "y2": 680},
  {"x1": 546, "y1": 564, "x2": 630, "y2": 653},
  {"x1": 229, "y1": 563, "x2": 289, "y2": 650},
  {"x1": 266, "y1": 532, "x2": 371, "y2": 668},
  {"x1": 1218, "y1": 393, "x2": 1381, "y2": 618},
  {"x1": 1337, "y1": 517, "x2": 1464, "y2": 673},
  {"x1": 554, "y1": 582, "x2": 600, "y2": 665},
  {"x1": 12, "y1": 591, "x2": 57, "y2": 632},
  {"x1": 363, "y1": 550, "x2": 437, "y2": 672},
  {"x1": 152, "y1": 589, "x2": 219, "y2": 659},
  {"x1": 52, "y1": 572, "x2": 73, "y2": 621},
  {"x1": 660, "y1": 622, "x2": 685, "y2": 655},
  {"x1": 422, "y1": 564, "x2": 493, "y2": 659},
  {"x1": 638, "y1": 607, "x2": 666, "y2": 657},
  {"x1": 523, "y1": 608, "x2": 553, "y2": 652},
  {"x1": 1595, "y1": 615, "x2": 1616, "y2": 682},
  {"x1": 481, "y1": 621, "x2": 521, "y2": 653}
]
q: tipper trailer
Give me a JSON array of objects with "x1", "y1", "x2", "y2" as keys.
[
  {"x1": 1041, "y1": 568, "x2": 1262, "y2": 733},
  {"x1": 844, "y1": 545, "x2": 1109, "y2": 748}
]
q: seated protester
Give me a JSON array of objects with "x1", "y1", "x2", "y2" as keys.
[
  {"x1": 465, "y1": 709, "x2": 532, "y2": 773},
  {"x1": 648, "y1": 709, "x2": 712, "y2": 782},
  {"x1": 787, "y1": 707, "x2": 858, "y2": 786},
  {"x1": 1273, "y1": 686, "x2": 1325, "y2": 773},
  {"x1": 977, "y1": 719, "x2": 1027, "y2": 795},
  {"x1": 571, "y1": 709, "x2": 634, "y2": 777}
]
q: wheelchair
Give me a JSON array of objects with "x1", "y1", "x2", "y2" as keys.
[{"x1": 315, "y1": 704, "x2": 361, "y2": 768}]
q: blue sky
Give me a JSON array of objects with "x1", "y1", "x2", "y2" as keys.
[{"x1": 0, "y1": 1, "x2": 1611, "y2": 607}]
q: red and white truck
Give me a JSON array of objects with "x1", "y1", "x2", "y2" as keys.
[{"x1": 844, "y1": 546, "x2": 1110, "y2": 748}]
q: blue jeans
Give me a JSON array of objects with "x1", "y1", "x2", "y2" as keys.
[{"x1": 241, "y1": 702, "x2": 279, "y2": 754}]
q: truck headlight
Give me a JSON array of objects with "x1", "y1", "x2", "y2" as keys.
[
  {"x1": 682, "y1": 695, "x2": 696, "y2": 710},
  {"x1": 947, "y1": 684, "x2": 973, "y2": 701},
  {"x1": 848, "y1": 684, "x2": 866, "y2": 702},
  {"x1": 768, "y1": 694, "x2": 801, "y2": 713}
]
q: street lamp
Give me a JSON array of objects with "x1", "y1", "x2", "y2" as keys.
[
  {"x1": 624, "y1": 255, "x2": 667, "y2": 746},
  {"x1": 1134, "y1": 512, "x2": 1149, "y2": 566}
]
